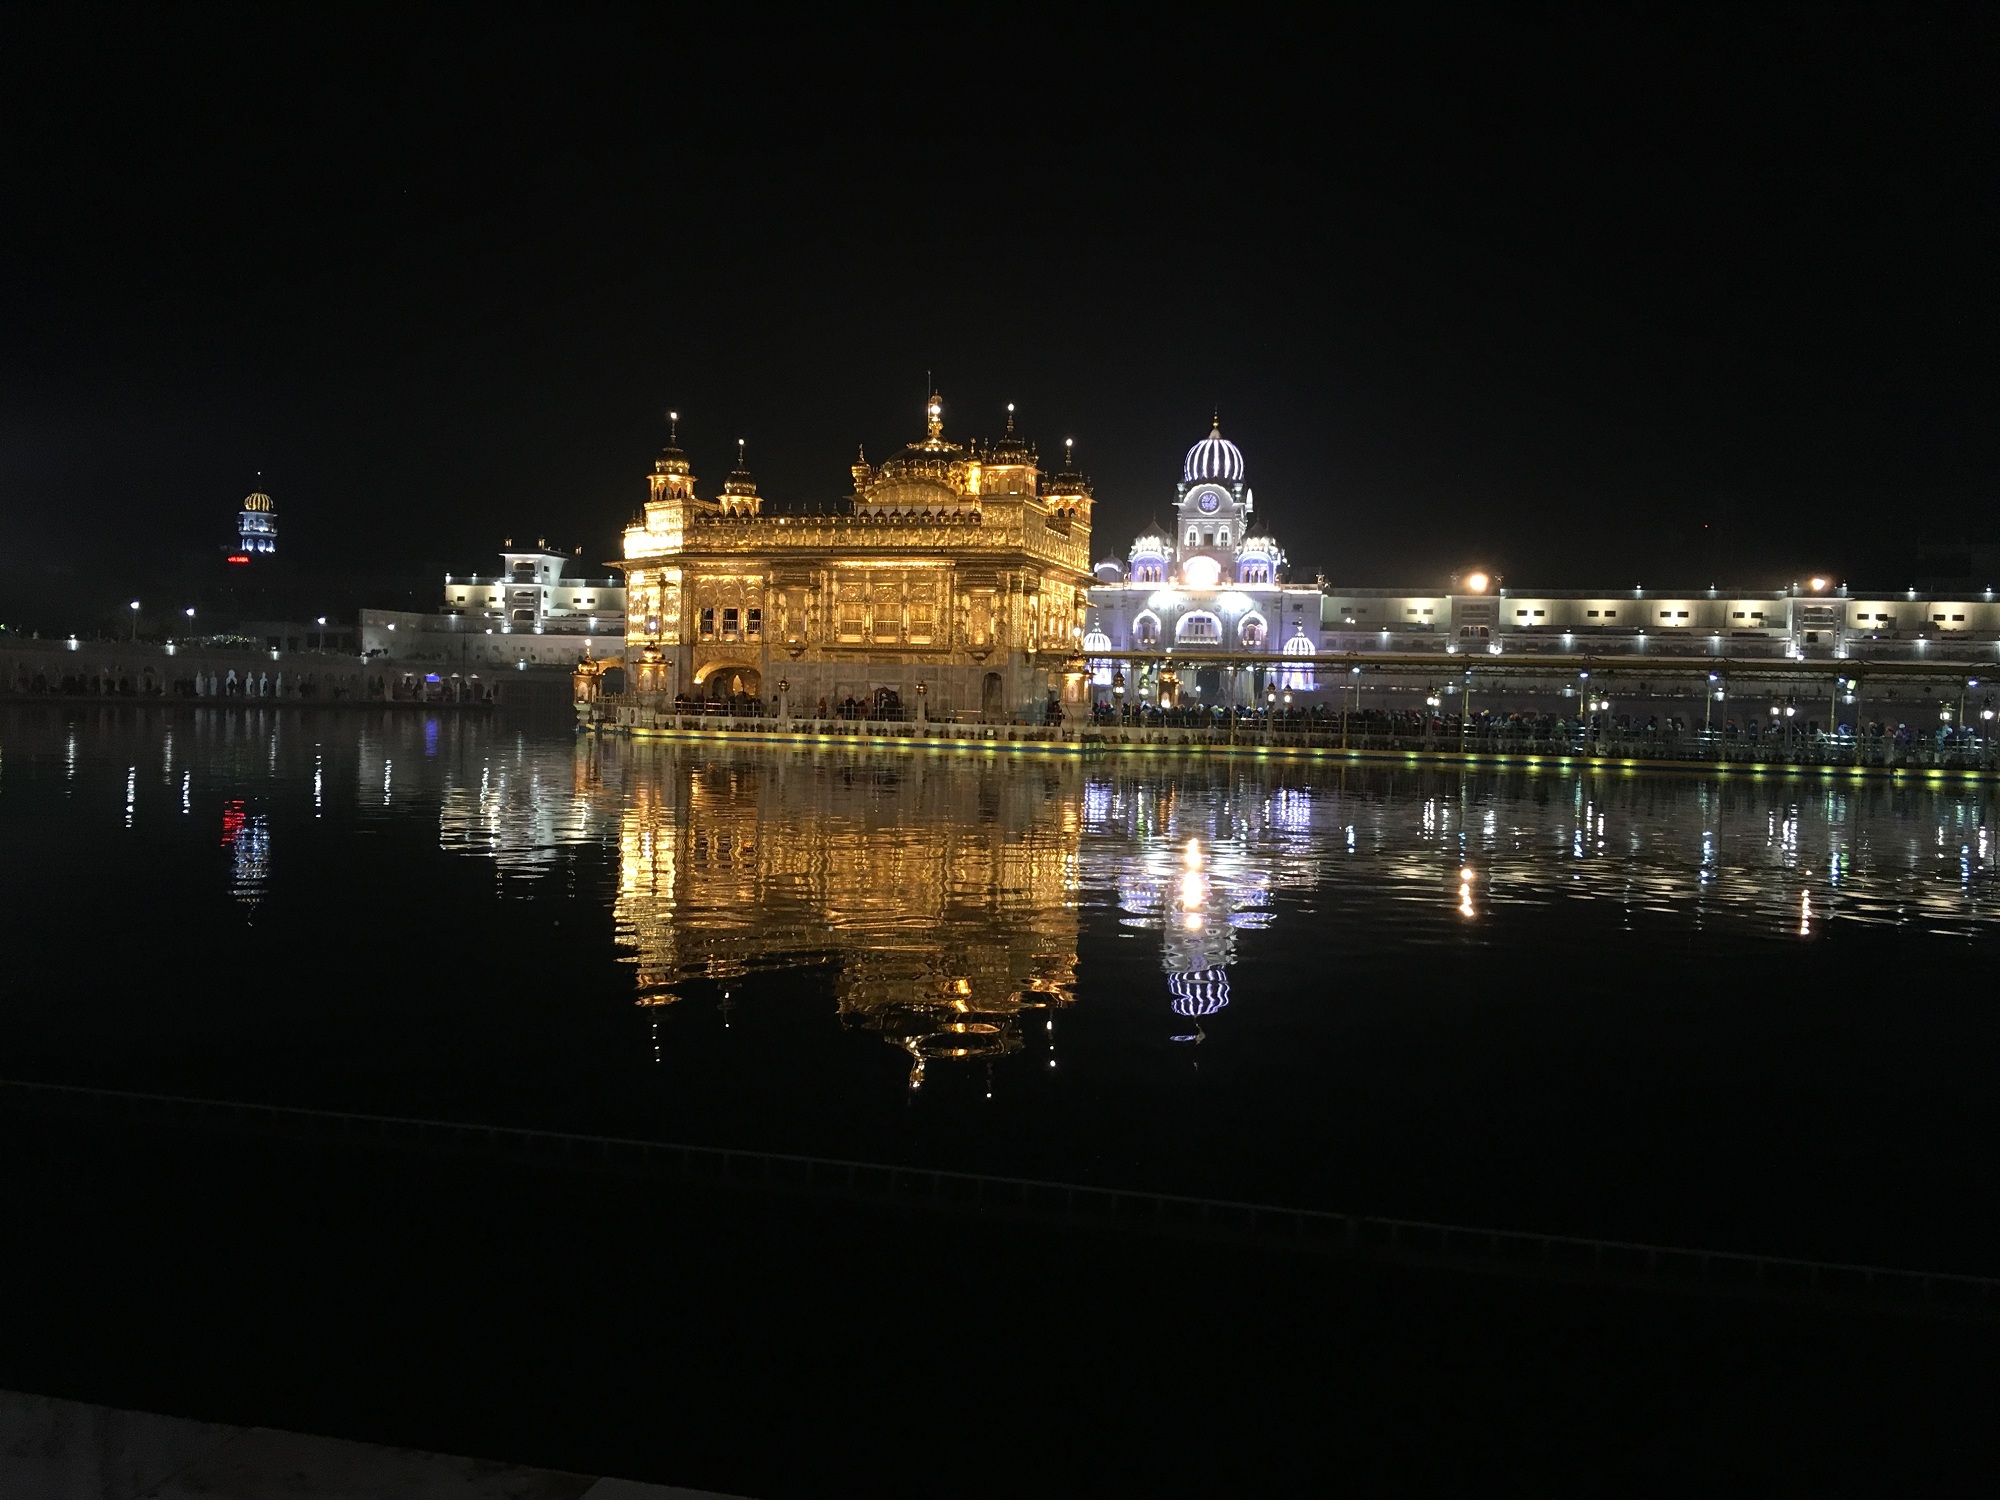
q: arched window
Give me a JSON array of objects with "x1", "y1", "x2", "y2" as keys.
[
  {"x1": 1176, "y1": 612, "x2": 1221, "y2": 644},
  {"x1": 1239, "y1": 614, "x2": 1267, "y2": 649},
  {"x1": 1280, "y1": 630, "x2": 1317, "y2": 691},
  {"x1": 1083, "y1": 629, "x2": 1114, "y2": 686},
  {"x1": 1134, "y1": 613, "x2": 1160, "y2": 647},
  {"x1": 1218, "y1": 526, "x2": 1230, "y2": 545},
  {"x1": 1186, "y1": 527, "x2": 1199, "y2": 545}
]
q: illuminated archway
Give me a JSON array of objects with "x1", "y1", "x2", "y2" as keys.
[{"x1": 694, "y1": 663, "x2": 762, "y2": 698}]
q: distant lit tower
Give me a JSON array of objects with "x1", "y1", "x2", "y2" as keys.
[{"x1": 237, "y1": 479, "x2": 277, "y2": 556}]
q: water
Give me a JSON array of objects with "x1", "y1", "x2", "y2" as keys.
[{"x1": 4, "y1": 702, "x2": 1997, "y2": 1273}]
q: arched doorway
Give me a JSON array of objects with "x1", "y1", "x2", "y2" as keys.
[
  {"x1": 697, "y1": 665, "x2": 761, "y2": 698},
  {"x1": 981, "y1": 672, "x2": 1004, "y2": 721}
]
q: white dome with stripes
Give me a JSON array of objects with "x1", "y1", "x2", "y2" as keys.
[{"x1": 1182, "y1": 423, "x2": 1244, "y2": 483}]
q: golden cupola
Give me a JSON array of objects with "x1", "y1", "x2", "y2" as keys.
[
  {"x1": 649, "y1": 409, "x2": 698, "y2": 504},
  {"x1": 718, "y1": 439, "x2": 762, "y2": 517},
  {"x1": 856, "y1": 391, "x2": 976, "y2": 514}
]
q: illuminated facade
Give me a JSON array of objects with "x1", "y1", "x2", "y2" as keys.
[
  {"x1": 1085, "y1": 423, "x2": 1324, "y2": 705},
  {"x1": 441, "y1": 543, "x2": 627, "y2": 632},
  {"x1": 359, "y1": 543, "x2": 627, "y2": 665},
  {"x1": 237, "y1": 488, "x2": 276, "y2": 556},
  {"x1": 618, "y1": 399, "x2": 1095, "y2": 719}
]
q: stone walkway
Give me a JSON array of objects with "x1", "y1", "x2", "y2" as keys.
[{"x1": 0, "y1": 1390, "x2": 742, "y2": 1499}]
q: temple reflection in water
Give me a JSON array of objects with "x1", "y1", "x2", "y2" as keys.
[
  {"x1": 427, "y1": 730, "x2": 2000, "y2": 1091},
  {"x1": 601, "y1": 743, "x2": 1082, "y2": 1087},
  {"x1": 1084, "y1": 775, "x2": 1321, "y2": 1033}
]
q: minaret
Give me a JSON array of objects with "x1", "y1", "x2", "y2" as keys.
[
  {"x1": 719, "y1": 438, "x2": 762, "y2": 517},
  {"x1": 1043, "y1": 436, "x2": 1093, "y2": 531},
  {"x1": 648, "y1": 409, "x2": 698, "y2": 505},
  {"x1": 237, "y1": 474, "x2": 277, "y2": 556},
  {"x1": 978, "y1": 401, "x2": 1039, "y2": 499},
  {"x1": 635, "y1": 408, "x2": 708, "y2": 553}
]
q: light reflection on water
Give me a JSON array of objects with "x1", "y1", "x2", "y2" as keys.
[
  {"x1": 12, "y1": 707, "x2": 2000, "y2": 1083},
  {"x1": 12, "y1": 705, "x2": 2000, "y2": 1262},
  {"x1": 426, "y1": 734, "x2": 2000, "y2": 1082}
]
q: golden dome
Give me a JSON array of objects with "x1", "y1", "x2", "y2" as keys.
[{"x1": 858, "y1": 392, "x2": 974, "y2": 510}]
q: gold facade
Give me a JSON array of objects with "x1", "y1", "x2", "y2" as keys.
[{"x1": 618, "y1": 397, "x2": 1095, "y2": 720}]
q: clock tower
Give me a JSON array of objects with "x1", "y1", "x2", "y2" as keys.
[{"x1": 1172, "y1": 420, "x2": 1249, "y2": 586}]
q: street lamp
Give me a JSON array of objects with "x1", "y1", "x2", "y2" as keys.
[{"x1": 129, "y1": 600, "x2": 140, "y2": 641}]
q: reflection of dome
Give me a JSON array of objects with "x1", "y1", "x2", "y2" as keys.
[
  {"x1": 1169, "y1": 968, "x2": 1230, "y2": 1016},
  {"x1": 1183, "y1": 423, "x2": 1244, "y2": 483}
]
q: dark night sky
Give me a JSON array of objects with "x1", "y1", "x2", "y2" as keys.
[{"x1": 3, "y1": 6, "x2": 1996, "y2": 624}]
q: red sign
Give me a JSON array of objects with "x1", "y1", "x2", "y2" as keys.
[{"x1": 226, "y1": 554, "x2": 251, "y2": 565}]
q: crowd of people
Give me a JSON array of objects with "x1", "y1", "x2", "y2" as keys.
[
  {"x1": 1079, "y1": 700, "x2": 1992, "y2": 762},
  {"x1": 7, "y1": 663, "x2": 497, "y2": 703}
]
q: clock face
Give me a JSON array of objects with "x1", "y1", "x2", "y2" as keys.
[{"x1": 1196, "y1": 492, "x2": 1221, "y2": 514}]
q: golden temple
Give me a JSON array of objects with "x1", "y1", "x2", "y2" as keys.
[{"x1": 616, "y1": 396, "x2": 1095, "y2": 720}]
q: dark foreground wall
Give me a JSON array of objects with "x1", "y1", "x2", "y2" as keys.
[{"x1": 0, "y1": 1099, "x2": 1990, "y2": 1498}]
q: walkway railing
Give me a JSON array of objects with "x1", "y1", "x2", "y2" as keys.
[
  {"x1": 591, "y1": 702, "x2": 2000, "y2": 771},
  {"x1": 1085, "y1": 721, "x2": 2000, "y2": 771},
  {"x1": 5, "y1": 1078, "x2": 1994, "y2": 1322}
]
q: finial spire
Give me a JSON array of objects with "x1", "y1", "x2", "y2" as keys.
[
  {"x1": 1005, "y1": 401, "x2": 1016, "y2": 436},
  {"x1": 737, "y1": 437, "x2": 746, "y2": 466},
  {"x1": 667, "y1": 409, "x2": 680, "y2": 443},
  {"x1": 926, "y1": 390, "x2": 944, "y2": 442}
]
